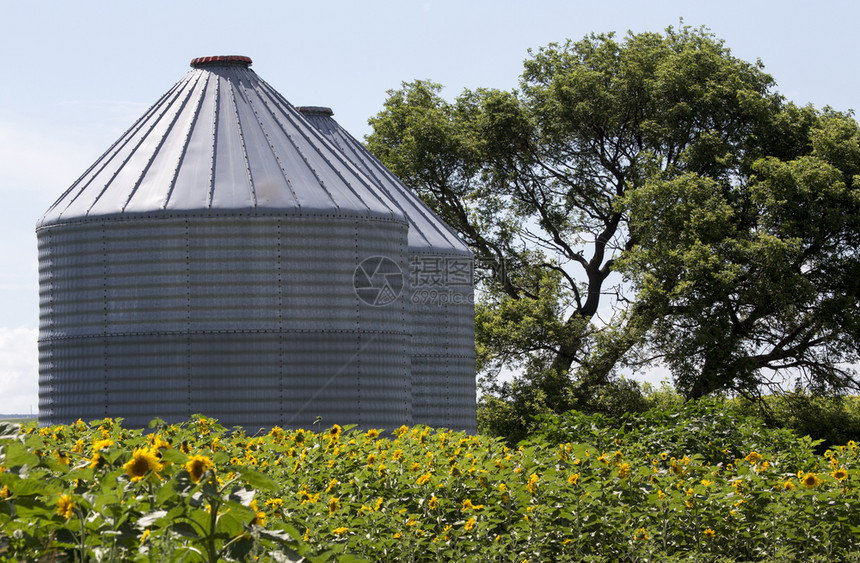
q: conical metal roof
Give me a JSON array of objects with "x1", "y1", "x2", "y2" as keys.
[
  {"x1": 38, "y1": 56, "x2": 405, "y2": 227},
  {"x1": 297, "y1": 106, "x2": 471, "y2": 255}
]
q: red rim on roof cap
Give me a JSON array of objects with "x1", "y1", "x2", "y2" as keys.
[
  {"x1": 298, "y1": 106, "x2": 334, "y2": 116},
  {"x1": 190, "y1": 55, "x2": 252, "y2": 68}
]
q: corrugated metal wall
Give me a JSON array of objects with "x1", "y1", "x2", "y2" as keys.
[
  {"x1": 38, "y1": 214, "x2": 410, "y2": 430},
  {"x1": 299, "y1": 108, "x2": 477, "y2": 432},
  {"x1": 409, "y1": 252, "x2": 476, "y2": 432}
]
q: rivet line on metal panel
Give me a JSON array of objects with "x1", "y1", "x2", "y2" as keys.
[
  {"x1": 39, "y1": 328, "x2": 409, "y2": 341},
  {"x1": 277, "y1": 222, "x2": 285, "y2": 424},
  {"x1": 86, "y1": 83, "x2": 191, "y2": 218},
  {"x1": 355, "y1": 221, "x2": 362, "y2": 425},
  {"x1": 262, "y1": 82, "x2": 383, "y2": 215},
  {"x1": 163, "y1": 73, "x2": 210, "y2": 210},
  {"x1": 271, "y1": 88, "x2": 374, "y2": 214},
  {"x1": 412, "y1": 353, "x2": 475, "y2": 359},
  {"x1": 184, "y1": 218, "x2": 192, "y2": 416},
  {"x1": 207, "y1": 74, "x2": 221, "y2": 209},
  {"x1": 241, "y1": 80, "x2": 301, "y2": 209},
  {"x1": 121, "y1": 74, "x2": 201, "y2": 213},
  {"x1": 309, "y1": 114, "x2": 407, "y2": 223},
  {"x1": 226, "y1": 79, "x2": 257, "y2": 207},
  {"x1": 252, "y1": 83, "x2": 340, "y2": 210},
  {"x1": 332, "y1": 120, "x2": 457, "y2": 248},
  {"x1": 44, "y1": 229, "x2": 55, "y2": 373},
  {"x1": 37, "y1": 211, "x2": 406, "y2": 228},
  {"x1": 409, "y1": 248, "x2": 474, "y2": 257},
  {"x1": 101, "y1": 223, "x2": 108, "y2": 416}
]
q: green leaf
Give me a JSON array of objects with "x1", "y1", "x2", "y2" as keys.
[
  {"x1": 215, "y1": 507, "x2": 247, "y2": 537},
  {"x1": 156, "y1": 480, "x2": 180, "y2": 504},
  {"x1": 158, "y1": 448, "x2": 188, "y2": 464},
  {"x1": 235, "y1": 466, "x2": 279, "y2": 492},
  {"x1": 2, "y1": 442, "x2": 39, "y2": 468},
  {"x1": 170, "y1": 520, "x2": 199, "y2": 538}
]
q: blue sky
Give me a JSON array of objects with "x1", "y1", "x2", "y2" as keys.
[{"x1": 1, "y1": 0, "x2": 858, "y2": 413}]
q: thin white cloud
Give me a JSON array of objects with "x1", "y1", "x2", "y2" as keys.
[
  {"x1": 0, "y1": 99, "x2": 148, "y2": 199},
  {"x1": 0, "y1": 121, "x2": 94, "y2": 198},
  {"x1": 0, "y1": 327, "x2": 39, "y2": 415}
]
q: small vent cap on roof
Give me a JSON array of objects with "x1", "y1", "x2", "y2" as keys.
[
  {"x1": 190, "y1": 55, "x2": 252, "y2": 68},
  {"x1": 297, "y1": 106, "x2": 334, "y2": 116}
]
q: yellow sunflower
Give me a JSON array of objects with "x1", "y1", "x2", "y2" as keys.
[
  {"x1": 832, "y1": 467, "x2": 849, "y2": 481},
  {"x1": 250, "y1": 499, "x2": 266, "y2": 527},
  {"x1": 93, "y1": 438, "x2": 114, "y2": 451},
  {"x1": 89, "y1": 452, "x2": 105, "y2": 469},
  {"x1": 527, "y1": 473, "x2": 539, "y2": 494},
  {"x1": 185, "y1": 454, "x2": 214, "y2": 483},
  {"x1": 801, "y1": 472, "x2": 823, "y2": 489},
  {"x1": 56, "y1": 494, "x2": 75, "y2": 519},
  {"x1": 123, "y1": 447, "x2": 163, "y2": 482}
]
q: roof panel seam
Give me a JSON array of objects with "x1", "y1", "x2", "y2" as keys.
[
  {"x1": 252, "y1": 81, "x2": 340, "y2": 211},
  {"x1": 227, "y1": 75, "x2": 257, "y2": 207},
  {"x1": 46, "y1": 78, "x2": 187, "y2": 224},
  {"x1": 83, "y1": 81, "x2": 190, "y2": 217},
  {"x1": 241, "y1": 79, "x2": 301, "y2": 209},
  {"x1": 120, "y1": 74, "x2": 201, "y2": 213},
  {"x1": 338, "y1": 123, "x2": 464, "y2": 248},
  {"x1": 279, "y1": 99, "x2": 377, "y2": 213},
  {"x1": 206, "y1": 75, "x2": 220, "y2": 208},
  {"x1": 340, "y1": 134, "x2": 437, "y2": 247},
  {"x1": 162, "y1": 74, "x2": 211, "y2": 209}
]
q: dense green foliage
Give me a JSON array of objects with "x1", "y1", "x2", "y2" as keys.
[
  {"x1": 621, "y1": 108, "x2": 860, "y2": 399},
  {"x1": 479, "y1": 381, "x2": 860, "y2": 450},
  {"x1": 366, "y1": 25, "x2": 860, "y2": 439},
  {"x1": 3, "y1": 408, "x2": 860, "y2": 562}
]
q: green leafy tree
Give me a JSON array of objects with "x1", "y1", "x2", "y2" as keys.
[
  {"x1": 621, "y1": 108, "x2": 860, "y2": 399},
  {"x1": 366, "y1": 25, "x2": 860, "y2": 433}
]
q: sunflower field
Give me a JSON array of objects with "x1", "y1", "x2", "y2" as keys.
[{"x1": 1, "y1": 400, "x2": 859, "y2": 562}]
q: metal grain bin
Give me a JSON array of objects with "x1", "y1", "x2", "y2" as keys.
[
  {"x1": 298, "y1": 107, "x2": 476, "y2": 432},
  {"x1": 38, "y1": 56, "x2": 411, "y2": 431}
]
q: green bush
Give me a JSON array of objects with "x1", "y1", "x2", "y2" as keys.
[
  {"x1": 2, "y1": 410, "x2": 860, "y2": 561},
  {"x1": 734, "y1": 391, "x2": 860, "y2": 452}
]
